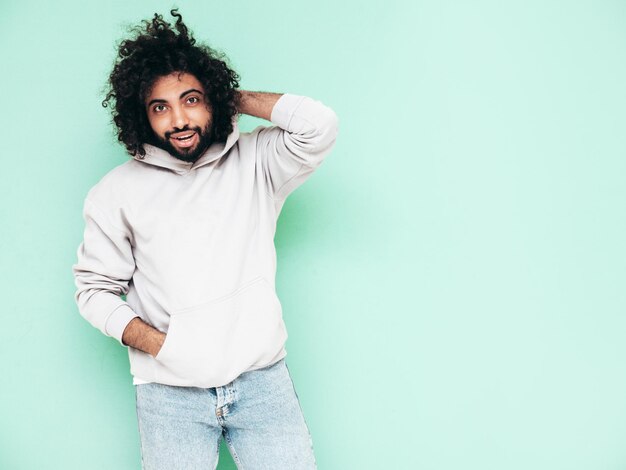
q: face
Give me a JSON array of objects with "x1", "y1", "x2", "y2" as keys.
[{"x1": 145, "y1": 72, "x2": 214, "y2": 162}]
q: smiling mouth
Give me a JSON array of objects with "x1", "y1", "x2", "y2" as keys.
[{"x1": 170, "y1": 131, "x2": 197, "y2": 148}]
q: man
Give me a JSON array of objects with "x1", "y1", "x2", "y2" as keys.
[{"x1": 73, "y1": 9, "x2": 338, "y2": 469}]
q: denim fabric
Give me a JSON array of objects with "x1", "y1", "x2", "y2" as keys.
[{"x1": 135, "y1": 359, "x2": 316, "y2": 469}]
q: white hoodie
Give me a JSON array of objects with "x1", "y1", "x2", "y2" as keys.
[{"x1": 73, "y1": 94, "x2": 339, "y2": 387}]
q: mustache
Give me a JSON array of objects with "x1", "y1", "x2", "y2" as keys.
[{"x1": 165, "y1": 125, "x2": 202, "y2": 139}]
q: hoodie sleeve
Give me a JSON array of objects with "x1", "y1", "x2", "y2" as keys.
[
  {"x1": 256, "y1": 94, "x2": 339, "y2": 201},
  {"x1": 73, "y1": 198, "x2": 138, "y2": 344}
]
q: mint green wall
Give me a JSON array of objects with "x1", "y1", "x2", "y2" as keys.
[{"x1": 2, "y1": 0, "x2": 626, "y2": 468}]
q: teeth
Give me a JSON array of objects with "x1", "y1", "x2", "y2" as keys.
[{"x1": 174, "y1": 133, "x2": 194, "y2": 140}]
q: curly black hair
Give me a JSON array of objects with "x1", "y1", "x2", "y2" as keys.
[{"x1": 102, "y1": 9, "x2": 240, "y2": 157}]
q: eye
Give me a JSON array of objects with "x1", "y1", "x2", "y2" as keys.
[
  {"x1": 187, "y1": 96, "x2": 200, "y2": 104},
  {"x1": 153, "y1": 104, "x2": 167, "y2": 113}
]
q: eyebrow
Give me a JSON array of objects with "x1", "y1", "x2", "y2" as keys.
[{"x1": 147, "y1": 88, "x2": 204, "y2": 107}]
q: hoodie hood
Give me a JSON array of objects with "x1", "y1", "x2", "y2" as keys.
[{"x1": 135, "y1": 116, "x2": 241, "y2": 175}]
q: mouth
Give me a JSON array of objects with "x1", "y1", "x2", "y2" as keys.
[{"x1": 170, "y1": 131, "x2": 198, "y2": 149}]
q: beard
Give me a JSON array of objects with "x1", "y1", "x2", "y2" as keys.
[{"x1": 152, "y1": 121, "x2": 214, "y2": 163}]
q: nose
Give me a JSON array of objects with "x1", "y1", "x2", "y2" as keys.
[{"x1": 170, "y1": 105, "x2": 189, "y2": 130}]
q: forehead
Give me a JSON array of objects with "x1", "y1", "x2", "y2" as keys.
[{"x1": 146, "y1": 73, "x2": 204, "y2": 101}]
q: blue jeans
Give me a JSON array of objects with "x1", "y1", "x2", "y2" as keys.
[{"x1": 135, "y1": 359, "x2": 317, "y2": 469}]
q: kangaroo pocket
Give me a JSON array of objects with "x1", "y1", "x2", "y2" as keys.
[{"x1": 153, "y1": 277, "x2": 287, "y2": 386}]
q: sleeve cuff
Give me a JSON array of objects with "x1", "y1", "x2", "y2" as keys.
[{"x1": 105, "y1": 305, "x2": 139, "y2": 344}]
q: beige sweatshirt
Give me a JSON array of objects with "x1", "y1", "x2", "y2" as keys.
[{"x1": 73, "y1": 94, "x2": 339, "y2": 387}]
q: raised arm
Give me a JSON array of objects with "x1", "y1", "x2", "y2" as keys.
[
  {"x1": 237, "y1": 90, "x2": 283, "y2": 121},
  {"x1": 245, "y1": 92, "x2": 339, "y2": 201}
]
